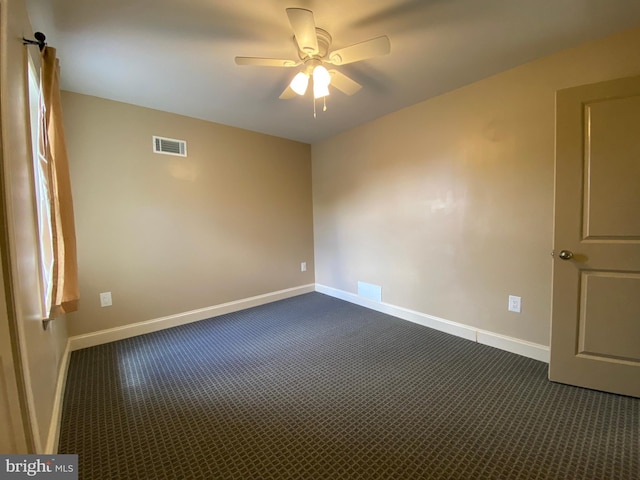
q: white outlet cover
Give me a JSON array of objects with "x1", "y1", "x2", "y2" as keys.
[
  {"x1": 100, "y1": 292, "x2": 112, "y2": 307},
  {"x1": 508, "y1": 295, "x2": 521, "y2": 313}
]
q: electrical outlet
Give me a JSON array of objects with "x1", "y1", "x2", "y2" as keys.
[
  {"x1": 301, "y1": 262, "x2": 307, "y2": 272},
  {"x1": 508, "y1": 295, "x2": 521, "y2": 313},
  {"x1": 100, "y1": 292, "x2": 112, "y2": 307}
]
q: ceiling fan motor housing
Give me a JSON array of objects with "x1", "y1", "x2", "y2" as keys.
[{"x1": 296, "y1": 28, "x2": 332, "y2": 61}]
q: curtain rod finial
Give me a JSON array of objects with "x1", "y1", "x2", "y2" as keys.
[{"x1": 23, "y1": 31, "x2": 47, "y2": 51}]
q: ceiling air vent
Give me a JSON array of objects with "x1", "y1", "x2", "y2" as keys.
[{"x1": 153, "y1": 136, "x2": 187, "y2": 157}]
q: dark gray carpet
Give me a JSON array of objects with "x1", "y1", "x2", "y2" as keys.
[{"x1": 59, "y1": 293, "x2": 639, "y2": 479}]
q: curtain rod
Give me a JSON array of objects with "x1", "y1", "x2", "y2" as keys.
[{"x1": 23, "y1": 31, "x2": 47, "y2": 51}]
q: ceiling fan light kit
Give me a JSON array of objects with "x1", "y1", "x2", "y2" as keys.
[
  {"x1": 290, "y1": 71, "x2": 310, "y2": 95},
  {"x1": 312, "y1": 65, "x2": 331, "y2": 118},
  {"x1": 234, "y1": 7, "x2": 390, "y2": 117}
]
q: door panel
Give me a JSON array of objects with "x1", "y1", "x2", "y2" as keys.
[
  {"x1": 578, "y1": 271, "x2": 640, "y2": 362},
  {"x1": 584, "y1": 96, "x2": 640, "y2": 238},
  {"x1": 550, "y1": 75, "x2": 640, "y2": 398}
]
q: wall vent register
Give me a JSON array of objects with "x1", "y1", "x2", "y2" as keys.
[{"x1": 153, "y1": 136, "x2": 187, "y2": 157}]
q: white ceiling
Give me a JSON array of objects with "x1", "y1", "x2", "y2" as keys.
[{"x1": 25, "y1": 0, "x2": 640, "y2": 144}]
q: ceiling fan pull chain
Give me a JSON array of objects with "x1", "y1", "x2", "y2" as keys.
[
  {"x1": 323, "y1": 97, "x2": 327, "y2": 112},
  {"x1": 313, "y1": 98, "x2": 317, "y2": 118}
]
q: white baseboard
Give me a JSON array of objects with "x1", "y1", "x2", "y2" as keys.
[
  {"x1": 69, "y1": 284, "x2": 316, "y2": 351},
  {"x1": 315, "y1": 284, "x2": 550, "y2": 363},
  {"x1": 476, "y1": 330, "x2": 549, "y2": 363},
  {"x1": 45, "y1": 339, "x2": 71, "y2": 454}
]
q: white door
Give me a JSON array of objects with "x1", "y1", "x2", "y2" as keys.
[{"x1": 549, "y1": 75, "x2": 640, "y2": 398}]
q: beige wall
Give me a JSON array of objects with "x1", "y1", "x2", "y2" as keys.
[
  {"x1": 62, "y1": 93, "x2": 314, "y2": 337},
  {"x1": 0, "y1": 0, "x2": 69, "y2": 452},
  {"x1": 312, "y1": 25, "x2": 640, "y2": 347}
]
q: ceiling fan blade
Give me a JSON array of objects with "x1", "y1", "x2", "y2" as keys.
[
  {"x1": 327, "y1": 36, "x2": 390, "y2": 65},
  {"x1": 279, "y1": 85, "x2": 298, "y2": 100},
  {"x1": 328, "y1": 70, "x2": 362, "y2": 96},
  {"x1": 235, "y1": 57, "x2": 299, "y2": 67},
  {"x1": 286, "y1": 8, "x2": 318, "y2": 55}
]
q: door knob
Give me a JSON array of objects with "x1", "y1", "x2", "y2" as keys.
[{"x1": 558, "y1": 250, "x2": 573, "y2": 260}]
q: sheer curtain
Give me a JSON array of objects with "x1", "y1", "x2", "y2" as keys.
[{"x1": 39, "y1": 46, "x2": 79, "y2": 317}]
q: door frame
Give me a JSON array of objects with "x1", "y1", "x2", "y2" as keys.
[{"x1": 0, "y1": 0, "x2": 36, "y2": 453}]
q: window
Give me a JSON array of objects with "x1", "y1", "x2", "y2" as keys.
[{"x1": 27, "y1": 54, "x2": 54, "y2": 319}]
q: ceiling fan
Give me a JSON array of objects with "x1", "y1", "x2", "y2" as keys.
[{"x1": 235, "y1": 8, "x2": 391, "y2": 115}]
